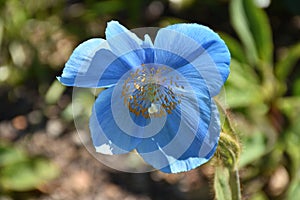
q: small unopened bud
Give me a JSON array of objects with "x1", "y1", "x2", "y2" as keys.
[{"x1": 217, "y1": 132, "x2": 241, "y2": 170}]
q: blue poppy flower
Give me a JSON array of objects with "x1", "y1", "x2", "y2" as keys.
[{"x1": 57, "y1": 21, "x2": 230, "y2": 173}]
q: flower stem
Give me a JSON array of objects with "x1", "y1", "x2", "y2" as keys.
[
  {"x1": 229, "y1": 169, "x2": 242, "y2": 200},
  {"x1": 214, "y1": 98, "x2": 242, "y2": 200}
]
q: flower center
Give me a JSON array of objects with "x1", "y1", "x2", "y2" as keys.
[{"x1": 121, "y1": 65, "x2": 184, "y2": 118}]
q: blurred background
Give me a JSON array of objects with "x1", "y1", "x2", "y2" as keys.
[{"x1": 0, "y1": 0, "x2": 300, "y2": 199}]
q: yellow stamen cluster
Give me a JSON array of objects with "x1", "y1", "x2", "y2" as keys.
[{"x1": 121, "y1": 65, "x2": 184, "y2": 118}]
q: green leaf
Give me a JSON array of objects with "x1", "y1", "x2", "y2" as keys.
[
  {"x1": 277, "y1": 97, "x2": 300, "y2": 121},
  {"x1": 218, "y1": 32, "x2": 247, "y2": 63},
  {"x1": 61, "y1": 88, "x2": 96, "y2": 121},
  {"x1": 225, "y1": 59, "x2": 263, "y2": 108},
  {"x1": 249, "y1": 192, "x2": 268, "y2": 200},
  {"x1": 0, "y1": 144, "x2": 27, "y2": 166},
  {"x1": 293, "y1": 78, "x2": 300, "y2": 96},
  {"x1": 287, "y1": 179, "x2": 300, "y2": 200},
  {"x1": 45, "y1": 80, "x2": 66, "y2": 104},
  {"x1": 85, "y1": 0, "x2": 125, "y2": 19},
  {"x1": 275, "y1": 43, "x2": 300, "y2": 81},
  {"x1": 243, "y1": 0, "x2": 273, "y2": 64},
  {"x1": 285, "y1": 130, "x2": 300, "y2": 178},
  {"x1": 230, "y1": 0, "x2": 258, "y2": 65},
  {"x1": 239, "y1": 132, "x2": 266, "y2": 167},
  {"x1": 0, "y1": 18, "x2": 3, "y2": 49},
  {"x1": 0, "y1": 157, "x2": 59, "y2": 191}
]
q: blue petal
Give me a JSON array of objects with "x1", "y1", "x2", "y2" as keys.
[
  {"x1": 105, "y1": 21, "x2": 145, "y2": 68},
  {"x1": 153, "y1": 49, "x2": 189, "y2": 69},
  {"x1": 154, "y1": 24, "x2": 230, "y2": 96},
  {"x1": 136, "y1": 100, "x2": 220, "y2": 173},
  {"x1": 136, "y1": 108, "x2": 182, "y2": 153},
  {"x1": 106, "y1": 21, "x2": 142, "y2": 44},
  {"x1": 137, "y1": 74, "x2": 211, "y2": 152},
  {"x1": 197, "y1": 100, "x2": 220, "y2": 158},
  {"x1": 136, "y1": 79, "x2": 214, "y2": 173},
  {"x1": 58, "y1": 44, "x2": 141, "y2": 88},
  {"x1": 164, "y1": 24, "x2": 230, "y2": 81},
  {"x1": 176, "y1": 62, "x2": 216, "y2": 99},
  {"x1": 108, "y1": 75, "x2": 169, "y2": 139},
  {"x1": 57, "y1": 38, "x2": 106, "y2": 86},
  {"x1": 90, "y1": 87, "x2": 142, "y2": 154},
  {"x1": 58, "y1": 21, "x2": 150, "y2": 88},
  {"x1": 142, "y1": 34, "x2": 154, "y2": 49},
  {"x1": 142, "y1": 34, "x2": 154, "y2": 63}
]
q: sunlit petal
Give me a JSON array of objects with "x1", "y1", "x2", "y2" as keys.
[
  {"x1": 154, "y1": 24, "x2": 230, "y2": 96},
  {"x1": 90, "y1": 87, "x2": 142, "y2": 154}
]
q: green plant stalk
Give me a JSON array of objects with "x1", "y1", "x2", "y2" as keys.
[
  {"x1": 214, "y1": 99, "x2": 242, "y2": 200},
  {"x1": 214, "y1": 163, "x2": 242, "y2": 200},
  {"x1": 229, "y1": 169, "x2": 242, "y2": 200},
  {"x1": 214, "y1": 165, "x2": 232, "y2": 200},
  {"x1": 218, "y1": 138, "x2": 242, "y2": 200}
]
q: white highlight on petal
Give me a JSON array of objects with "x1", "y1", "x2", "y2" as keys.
[
  {"x1": 95, "y1": 144, "x2": 114, "y2": 155},
  {"x1": 148, "y1": 103, "x2": 160, "y2": 114}
]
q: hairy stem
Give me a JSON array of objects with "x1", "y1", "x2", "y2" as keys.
[{"x1": 229, "y1": 169, "x2": 242, "y2": 200}]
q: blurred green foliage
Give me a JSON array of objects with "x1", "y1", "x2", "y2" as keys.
[
  {"x1": 220, "y1": 0, "x2": 300, "y2": 199},
  {"x1": 0, "y1": 143, "x2": 59, "y2": 192},
  {"x1": 0, "y1": 0, "x2": 300, "y2": 199}
]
